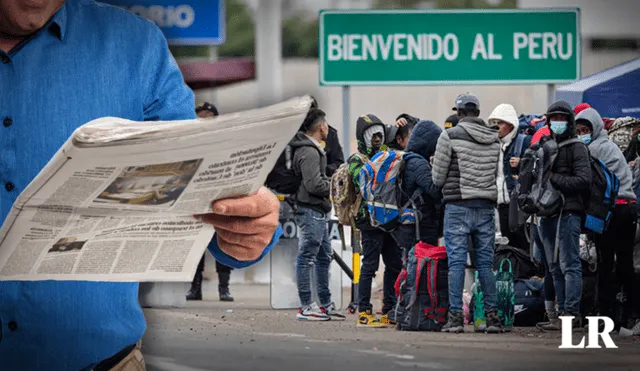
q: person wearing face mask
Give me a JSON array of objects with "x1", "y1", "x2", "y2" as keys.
[
  {"x1": 575, "y1": 107, "x2": 638, "y2": 330},
  {"x1": 348, "y1": 114, "x2": 401, "y2": 327},
  {"x1": 536, "y1": 100, "x2": 592, "y2": 331},
  {"x1": 488, "y1": 104, "x2": 531, "y2": 252},
  {"x1": 291, "y1": 108, "x2": 345, "y2": 321}
]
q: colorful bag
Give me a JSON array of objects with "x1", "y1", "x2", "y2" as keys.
[
  {"x1": 393, "y1": 243, "x2": 448, "y2": 332},
  {"x1": 470, "y1": 271, "x2": 486, "y2": 332},
  {"x1": 331, "y1": 153, "x2": 366, "y2": 225},
  {"x1": 495, "y1": 259, "x2": 515, "y2": 331},
  {"x1": 359, "y1": 151, "x2": 422, "y2": 232}
]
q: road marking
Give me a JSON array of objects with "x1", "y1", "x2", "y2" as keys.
[
  {"x1": 356, "y1": 349, "x2": 415, "y2": 360},
  {"x1": 394, "y1": 361, "x2": 451, "y2": 369},
  {"x1": 254, "y1": 332, "x2": 306, "y2": 338},
  {"x1": 145, "y1": 355, "x2": 211, "y2": 371}
]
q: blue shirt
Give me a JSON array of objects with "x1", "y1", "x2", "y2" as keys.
[{"x1": 0, "y1": 1, "x2": 280, "y2": 369}]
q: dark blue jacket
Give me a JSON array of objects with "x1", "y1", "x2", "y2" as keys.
[
  {"x1": 402, "y1": 120, "x2": 443, "y2": 244},
  {"x1": 502, "y1": 133, "x2": 532, "y2": 195}
]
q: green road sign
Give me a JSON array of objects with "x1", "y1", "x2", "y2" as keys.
[{"x1": 319, "y1": 9, "x2": 581, "y2": 86}]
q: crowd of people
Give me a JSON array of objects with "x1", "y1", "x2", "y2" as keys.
[{"x1": 268, "y1": 94, "x2": 640, "y2": 334}]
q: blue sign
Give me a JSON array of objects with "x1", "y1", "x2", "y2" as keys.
[{"x1": 100, "y1": 0, "x2": 225, "y2": 45}]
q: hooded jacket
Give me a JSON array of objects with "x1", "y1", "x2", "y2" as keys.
[
  {"x1": 546, "y1": 100, "x2": 592, "y2": 214},
  {"x1": 291, "y1": 132, "x2": 332, "y2": 214},
  {"x1": 403, "y1": 120, "x2": 443, "y2": 243},
  {"x1": 325, "y1": 125, "x2": 345, "y2": 177},
  {"x1": 576, "y1": 108, "x2": 636, "y2": 201},
  {"x1": 432, "y1": 117, "x2": 500, "y2": 205},
  {"x1": 348, "y1": 114, "x2": 388, "y2": 229},
  {"x1": 488, "y1": 104, "x2": 532, "y2": 205}
]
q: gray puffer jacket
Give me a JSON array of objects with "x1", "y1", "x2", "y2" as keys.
[
  {"x1": 432, "y1": 117, "x2": 500, "y2": 205},
  {"x1": 291, "y1": 132, "x2": 332, "y2": 214},
  {"x1": 576, "y1": 108, "x2": 636, "y2": 201}
]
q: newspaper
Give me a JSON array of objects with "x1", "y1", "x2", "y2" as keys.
[{"x1": 0, "y1": 96, "x2": 312, "y2": 282}]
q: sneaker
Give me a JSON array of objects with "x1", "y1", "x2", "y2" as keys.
[
  {"x1": 441, "y1": 311, "x2": 464, "y2": 333},
  {"x1": 536, "y1": 310, "x2": 559, "y2": 328},
  {"x1": 380, "y1": 313, "x2": 396, "y2": 326},
  {"x1": 297, "y1": 303, "x2": 330, "y2": 321},
  {"x1": 321, "y1": 303, "x2": 346, "y2": 321},
  {"x1": 485, "y1": 310, "x2": 504, "y2": 334},
  {"x1": 357, "y1": 309, "x2": 388, "y2": 328}
]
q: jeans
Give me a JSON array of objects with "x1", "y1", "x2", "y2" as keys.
[
  {"x1": 593, "y1": 203, "x2": 638, "y2": 320},
  {"x1": 532, "y1": 224, "x2": 555, "y2": 303},
  {"x1": 358, "y1": 228, "x2": 403, "y2": 314},
  {"x1": 444, "y1": 204, "x2": 497, "y2": 313},
  {"x1": 295, "y1": 206, "x2": 332, "y2": 307},
  {"x1": 539, "y1": 213, "x2": 582, "y2": 314}
]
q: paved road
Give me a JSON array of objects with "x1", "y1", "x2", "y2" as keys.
[{"x1": 142, "y1": 285, "x2": 638, "y2": 371}]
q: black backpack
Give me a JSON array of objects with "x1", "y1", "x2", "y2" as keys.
[
  {"x1": 493, "y1": 244, "x2": 537, "y2": 280},
  {"x1": 515, "y1": 138, "x2": 581, "y2": 217},
  {"x1": 265, "y1": 143, "x2": 301, "y2": 195}
]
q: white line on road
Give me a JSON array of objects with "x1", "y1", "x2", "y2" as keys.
[
  {"x1": 254, "y1": 332, "x2": 306, "y2": 338},
  {"x1": 394, "y1": 361, "x2": 451, "y2": 369},
  {"x1": 356, "y1": 349, "x2": 416, "y2": 360}
]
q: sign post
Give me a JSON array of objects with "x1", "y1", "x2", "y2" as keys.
[{"x1": 100, "y1": 0, "x2": 226, "y2": 45}]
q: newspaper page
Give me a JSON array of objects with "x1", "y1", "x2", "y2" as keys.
[{"x1": 0, "y1": 96, "x2": 312, "y2": 282}]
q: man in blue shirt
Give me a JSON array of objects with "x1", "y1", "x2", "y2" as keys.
[{"x1": 0, "y1": 0, "x2": 281, "y2": 369}]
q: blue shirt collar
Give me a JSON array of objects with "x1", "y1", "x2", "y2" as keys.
[{"x1": 48, "y1": 1, "x2": 67, "y2": 41}]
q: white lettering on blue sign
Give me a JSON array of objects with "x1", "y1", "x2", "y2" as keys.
[{"x1": 124, "y1": 5, "x2": 195, "y2": 28}]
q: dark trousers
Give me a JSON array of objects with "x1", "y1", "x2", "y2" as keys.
[
  {"x1": 194, "y1": 256, "x2": 233, "y2": 274},
  {"x1": 498, "y1": 204, "x2": 529, "y2": 252},
  {"x1": 593, "y1": 203, "x2": 638, "y2": 321},
  {"x1": 358, "y1": 228, "x2": 403, "y2": 314}
]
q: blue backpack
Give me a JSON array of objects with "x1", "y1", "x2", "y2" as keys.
[
  {"x1": 584, "y1": 157, "x2": 620, "y2": 234},
  {"x1": 359, "y1": 151, "x2": 422, "y2": 232}
]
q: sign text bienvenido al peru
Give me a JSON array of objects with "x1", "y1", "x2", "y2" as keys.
[{"x1": 319, "y1": 9, "x2": 581, "y2": 85}]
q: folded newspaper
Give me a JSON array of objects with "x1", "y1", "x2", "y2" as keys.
[{"x1": 0, "y1": 96, "x2": 312, "y2": 282}]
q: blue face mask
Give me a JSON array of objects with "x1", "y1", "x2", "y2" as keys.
[
  {"x1": 550, "y1": 121, "x2": 568, "y2": 135},
  {"x1": 579, "y1": 134, "x2": 592, "y2": 145}
]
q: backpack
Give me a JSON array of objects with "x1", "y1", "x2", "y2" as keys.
[
  {"x1": 516, "y1": 138, "x2": 580, "y2": 217},
  {"x1": 331, "y1": 153, "x2": 366, "y2": 226},
  {"x1": 493, "y1": 244, "x2": 537, "y2": 280},
  {"x1": 583, "y1": 157, "x2": 620, "y2": 234},
  {"x1": 359, "y1": 151, "x2": 422, "y2": 232},
  {"x1": 265, "y1": 143, "x2": 300, "y2": 195},
  {"x1": 392, "y1": 243, "x2": 448, "y2": 331},
  {"x1": 513, "y1": 279, "x2": 546, "y2": 326}
]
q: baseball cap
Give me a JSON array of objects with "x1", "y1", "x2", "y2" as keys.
[
  {"x1": 452, "y1": 93, "x2": 480, "y2": 111},
  {"x1": 444, "y1": 114, "x2": 460, "y2": 129},
  {"x1": 196, "y1": 102, "x2": 219, "y2": 115}
]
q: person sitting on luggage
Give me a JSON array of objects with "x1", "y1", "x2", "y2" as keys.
[
  {"x1": 402, "y1": 120, "x2": 444, "y2": 246},
  {"x1": 536, "y1": 100, "x2": 591, "y2": 331},
  {"x1": 291, "y1": 108, "x2": 344, "y2": 321},
  {"x1": 488, "y1": 103, "x2": 531, "y2": 252},
  {"x1": 576, "y1": 107, "x2": 639, "y2": 330},
  {"x1": 348, "y1": 114, "x2": 401, "y2": 328},
  {"x1": 432, "y1": 93, "x2": 504, "y2": 333}
]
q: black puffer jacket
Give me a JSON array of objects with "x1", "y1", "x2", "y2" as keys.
[{"x1": 546, "y1": 100, "x2": 592, "y2": 214}]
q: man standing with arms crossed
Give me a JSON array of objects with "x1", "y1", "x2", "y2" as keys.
[{"x1": 0, "y1": 1, "x2": 281, "y2": 369}]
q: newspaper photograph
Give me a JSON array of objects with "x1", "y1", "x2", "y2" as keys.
[{"x1": 0, "y1": 96, "x2": 312, "y2": 282}]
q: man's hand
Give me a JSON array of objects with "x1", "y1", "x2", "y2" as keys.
[
  {"x1": 198, "y1": 187, "x2": 280, "y2": 261},
  {"x1": 509, "y1": 157, "x2": 520, "y2": 168},
  {"x1": 395, "y1": 117, "x2": 408, "y2": 127}
]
